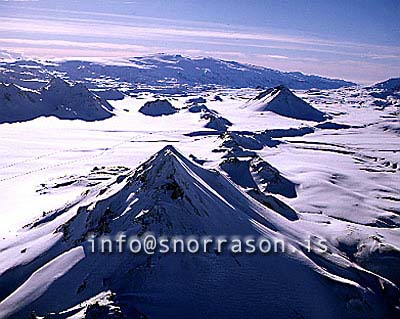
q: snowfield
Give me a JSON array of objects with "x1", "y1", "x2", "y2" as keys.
[{"x1": 0, "y1": 57, "x2": 399, "y2": 319}]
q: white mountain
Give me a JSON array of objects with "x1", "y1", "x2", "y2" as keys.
[
  {"x1": 246, "y1": 85, "x2": 328, "y2": 122},
  {"x1": 40, "y1": 78, "x2": 114, "y2": 121},
  {"x1": 0, "y1": 78, "x2": 114, "y2": 123},
  {"x1": 0, "y1": 146, "x2": 397, "y2": 318},
  {"x1": 0, "y1": 54, "x2": 355, "y2": 91}
]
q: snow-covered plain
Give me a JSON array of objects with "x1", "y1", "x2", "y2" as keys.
[{"x1": 0, "y1": 57, "x2": 399, "y2": 318}]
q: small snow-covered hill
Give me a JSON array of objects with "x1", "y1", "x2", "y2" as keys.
[{"x1": 246, "y1": 85, "x2": 328, "y2": 122}]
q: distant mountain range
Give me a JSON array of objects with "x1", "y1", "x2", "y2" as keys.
[{"x1": 0, "y1": 54, "x2": 355, "y2": 92}]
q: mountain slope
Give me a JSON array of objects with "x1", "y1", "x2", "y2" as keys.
[
  {"x1": 371, "y1": 78, "x2": 400, "y2": 91},
  {"x1": 0, "y1": 83, "x2": 42, "y2": 123},
  {"x1": 0, "y1": 146, "x2": 397, "y2": 319}
]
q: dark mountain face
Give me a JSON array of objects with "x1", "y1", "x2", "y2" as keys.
[
  {"x1": 371, "y1": 78, "x2": 400, "y2": 91},
  {"x1": 369, "y1": 78, "x2": 400, "y2": 99}
]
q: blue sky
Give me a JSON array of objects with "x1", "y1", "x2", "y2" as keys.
[{"x1": 0, "y1": 0, "x2": 399, "y2": 83}]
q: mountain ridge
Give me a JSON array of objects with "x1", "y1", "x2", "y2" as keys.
[{"x1": 0, "y1": 53, "x2": 356, "y2": 91}]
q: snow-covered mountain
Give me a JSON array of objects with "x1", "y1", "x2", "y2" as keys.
[
  {"x1": 245, "y1": 85, "x2": 328, "y2": 122},
  {"x1": 0, "y1": 83, "x2": 42, "y2": 123},
  {"x1": 371, "y1": 78, "x2": 400, "y2": 91},
  {"x1": 368, "y1": 78, "x2": 400, "y2": 99},
  {"x1": 0, "y1": 78, "x2": 114, "y2": 123},
  {"x1": 0, "y1": 146, "x2": 397, "y2": 318},
  {"x1": 0, "y1": 54, "x2": 355, "y2": 92}
]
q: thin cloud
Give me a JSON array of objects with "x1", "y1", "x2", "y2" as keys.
[
  {"x1": 1, "y1": 9, "x2": 399, "y2": 55},
  {"x1": 1, "y1": 16, "x2": 399, "y2": 60},
  {"x1": 0, "y1": 38, "x2": 149, "y2": 51},
  {"x1": 264, "y1": 55, "x2": 289, "y2": 60}
]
